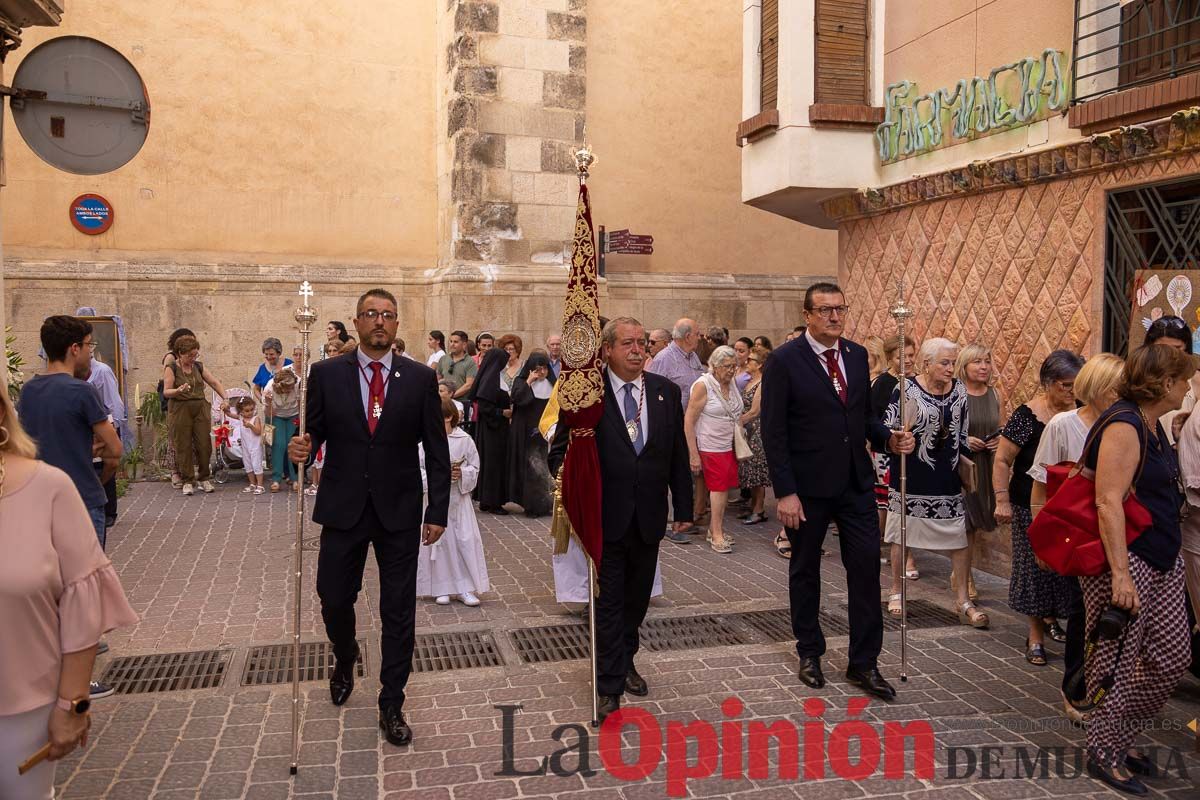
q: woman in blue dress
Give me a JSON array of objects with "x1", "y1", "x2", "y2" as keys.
[
  {"x1": 250, "y1": 337, "x2": 292, "y2": 402},
  {"x1": 884, "y1": 338, "x2": 989, "y2": 628}
]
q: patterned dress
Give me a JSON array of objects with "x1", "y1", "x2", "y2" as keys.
[
  {"x1": 1002, "y1": 404, "x2": 1074, "y2": 618},
  {"x1": 883, "y1": 378, "x2": 969, "y2": 550},
  {"x1": 737, "y1": 380, "x2": 770, "y2": 489}
]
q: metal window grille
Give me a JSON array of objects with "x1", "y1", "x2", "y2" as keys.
[
  {"x1": 1104, "y1": 177, "x2": 1200, "y2": 355},
  {"x1": 1073, "y1": 0, "x2": 1200, "y2": 104}
]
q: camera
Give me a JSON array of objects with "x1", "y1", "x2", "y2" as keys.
[{"x1": 1096, "y1": 605, "x2": 1131, "y2": 640}]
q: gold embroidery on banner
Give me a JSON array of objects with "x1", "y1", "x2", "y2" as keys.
[{"x1": 558, "y1": 189, "x2": 603, "y2": 413}]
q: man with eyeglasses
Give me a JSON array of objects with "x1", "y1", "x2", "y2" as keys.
[
  {"x1": 288, "y1": 289, "x2": 451, "y2": 748},
  {"x1": 761, "y1": 282, "x2": 914, "y2": 702}
]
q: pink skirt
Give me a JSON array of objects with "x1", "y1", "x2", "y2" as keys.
[{"x1": 700, "y1": 450, "x2": 739, "y2": 492}]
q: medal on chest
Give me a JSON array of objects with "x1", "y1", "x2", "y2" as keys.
[
  {"x1": 831, "y1": 374, "x2": 844, "y2": 396},
  {"x1": 626, "y1": 419, "x2": 638, "y2": 442},
  {"x1": 372, "y1": 396, "x2": 383, "y2": 419}
]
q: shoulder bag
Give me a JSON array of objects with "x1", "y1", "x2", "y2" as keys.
[{"x1": 1026, "y1": 407, "x2": 1151, "y2": 577}]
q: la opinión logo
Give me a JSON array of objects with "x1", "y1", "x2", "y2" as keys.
[{"x1": 495, "y1": 697, "x2": 935, "y2": 797}]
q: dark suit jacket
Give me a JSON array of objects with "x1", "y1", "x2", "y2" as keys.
[
  {"x1": 760, "y1": 336, "x2": 891, "y2": 500},
  {"x1": 306, "y1": 352, "x2": 451, "y2": 532},
  {"x1": 549, "y1": 370, "x2": 693, "y2": 544}
]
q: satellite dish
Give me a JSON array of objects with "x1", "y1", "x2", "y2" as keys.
[{"x1": 10, "y1": 36, "x2": 150, "y2": 175}]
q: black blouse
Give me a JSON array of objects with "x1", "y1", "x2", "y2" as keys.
[{"x1": 1000, "y1": 404, "x2": 1044, "y2": 508}]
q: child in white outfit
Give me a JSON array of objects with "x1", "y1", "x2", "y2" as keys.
[
  {"x1": 417, "y1": 398, "x2": 489, "y2": 606},
  {"x1": 234, "y1": 397, "x2": 265, "y2": 494}
]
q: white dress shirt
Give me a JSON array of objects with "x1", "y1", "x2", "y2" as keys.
[
  {"x1": 806, "y1": 329, "x2": 847, "y2": 387},
  {"x1": 356, "y1": 349, "x2": 395, "y2": 418},
  {"x1": 607, "y1": 369, "x2": 650, "y2": 442}
]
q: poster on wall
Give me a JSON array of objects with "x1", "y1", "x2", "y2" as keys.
[{"x1": 1128, "y1": 270, "x2": 1200, "y2": 353}]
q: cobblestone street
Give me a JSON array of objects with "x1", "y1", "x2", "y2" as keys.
[{"x1": 52, "y1": 480, "x2": 1200, "y2": 799}]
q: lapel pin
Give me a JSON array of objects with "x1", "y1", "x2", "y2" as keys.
[
  {"x1": 394, "y1": 371, "x2": 401, "y2": 378},
  {"x1": 657, "y1": 394, "x2": 664, "y2": 401}
]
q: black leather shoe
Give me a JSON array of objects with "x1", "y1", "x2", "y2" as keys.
[
  {"x1": 1087, "y1": 759, "x2": 1147, "y2": 795},
  {"x1": 797, "y1": 657, "x2": 826, "y2": 689},
  {"x1": 845, "y1": 667, "x2": 896, "y2": 702},
  {"x1": 379, "y1": 706, "x2": 413, "y2": 746},
  {"x1": 598, "y1": 694, "x2": 620, "y2": 723},
  {"x1": 625, "y1": 667, "x2": 649, "y2": 697},
  {"x1": 329, "y1": 644, "x2": 358, "y2": 706},
  {"x1": 1124, "y1": 751, "x2": 1158, "y2": 778}
]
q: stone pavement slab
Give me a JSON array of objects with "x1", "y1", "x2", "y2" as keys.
[{"x1": 43, "y1": 482, "x2": 1200, "y2": 798}]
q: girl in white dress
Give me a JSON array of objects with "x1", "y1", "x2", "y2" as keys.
[{"x1": 418, "y1": 398, "x2": 490, "y2": 606}]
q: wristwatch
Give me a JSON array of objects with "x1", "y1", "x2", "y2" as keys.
[{"x1": 56, "y1": 696, "x2": 91, "y2": 715}]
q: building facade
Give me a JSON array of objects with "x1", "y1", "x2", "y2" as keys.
[
  {"x1": 742, "y1": 0, "x2": 1200, "y2": 572},
  {"x1": 1, "y1": 0, "x2": 834, "y2": 395}
]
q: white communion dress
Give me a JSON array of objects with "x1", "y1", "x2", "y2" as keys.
[{"x1": 417, "y1": 428, "x2": 490, "y2": 598}]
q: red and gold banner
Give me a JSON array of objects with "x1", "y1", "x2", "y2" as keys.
[{"x1": 557, "y1": 180, "x2": 605, "y2": 567}]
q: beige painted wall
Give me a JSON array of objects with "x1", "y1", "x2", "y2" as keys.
[
  {"x1": 2, "y1": 1, "x2": 439, "y2": 267},
  {"x1": 879, "y1": 0, "x2": 1080, "y2": 184},
  {"x1": 587, "y1": 0, "x2": 836, "y2": 275}
]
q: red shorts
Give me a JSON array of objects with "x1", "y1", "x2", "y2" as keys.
[{"x1": 699, "y1": 450, "x2": 739, "y2": 492}]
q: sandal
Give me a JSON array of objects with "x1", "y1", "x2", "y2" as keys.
[
  {"x1": 706, "y1": 531, "x2": 733, "y2": 554},
  {"x1": 774, "y1": 533, "x2": 792, "y2": 558},
  {"x1": 740, "y1": 511, "x2": 768, "y2": 525},
  {"x1": 270, "y1": 482, "x2": 280, "y2": 493},
  {"x1": 967, "y1": 573, "x2": 979, "y2": 602},
  {"x1": 304, "y1": 486, "x2": 318, "y2": 496},
  {"x1": 1045, "y1": 620, "x2": 1067, "y2": 643},
  {"x1": 958, "y1": 602, "x2": 989, "y2": 629},
  {"x1": 1025, "y1": 639, "x2": 1047, "y2": 666},
  {"x1": 905, "y1": 567, "x2": 920, "y2": 581},
  {"x1": 253, "y1": 486, "x2": 265, "y2": 495},
  {"x1": 242, "y1": 486, "x2": 255, "y2": 493},
  {"x1": 887, "y1": 594, "x2": 903, "y2": 618}
]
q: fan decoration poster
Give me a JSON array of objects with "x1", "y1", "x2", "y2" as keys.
[{"x1": 1129, "y1": 270, "x2": 1200, "y2": 353}]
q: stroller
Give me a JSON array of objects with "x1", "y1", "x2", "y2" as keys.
[{"x1": 210, "y1": 386, "x2": 251, "y2": 484}]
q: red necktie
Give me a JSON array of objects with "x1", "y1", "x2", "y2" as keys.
[
  {"x1": 368, "y1": 362, "x2": 385, "y2": 434},
  {"x1": 823, "y1": 349, "x2": 848, "y2": 405}
]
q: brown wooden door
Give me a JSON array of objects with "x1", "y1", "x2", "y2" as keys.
[{"x1": 815, "y1": 0, "x2": 870, "y2": 105}]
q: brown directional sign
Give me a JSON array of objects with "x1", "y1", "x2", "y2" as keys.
[
  {"x1": 602, "y1": 228, "x2": 653, "y2": 255},
  {"x1": 609, "y1": 243, "x2": 654, "y2": 255}
]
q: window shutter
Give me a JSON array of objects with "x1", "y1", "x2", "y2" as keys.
[
  {"x1": 815, "y1": 0, "x2": 870, "y2": 105},
  {"x1": 761, "y1": 0, "x2": 779, "y2": 110}
]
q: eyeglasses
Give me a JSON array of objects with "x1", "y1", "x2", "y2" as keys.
[
  {"x1": 1052, "y1": 380, "x2": 1075, "y2": 392},
  {"x1": 357, "y1": 310, "x2": 397, "y2": 321},
  {"x1": 77, "y1": 340, "x2": 97, "y2": 351},
  {"x1": 808, "y1": 305, "x2": 850, "y2": 319}
]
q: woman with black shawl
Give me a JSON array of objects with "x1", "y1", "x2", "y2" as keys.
[
  {"x1": 470, "y1": 347, "x2": 511, "y2": 514},
  {"x1": 508, "y1": 351, "x2": 554, "y2": 518}
]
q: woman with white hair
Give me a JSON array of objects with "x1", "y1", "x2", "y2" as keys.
[
  {"x1": 884, "y1": 338, "x2": 986, "y2": 627},
  {"x1": 685, "y1": 345, "x2": 744, "y2": 553}
]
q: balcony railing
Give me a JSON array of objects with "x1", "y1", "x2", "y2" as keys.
[{"x1": 1073, "y1": 0, "x2": 1200, "y2": 104}]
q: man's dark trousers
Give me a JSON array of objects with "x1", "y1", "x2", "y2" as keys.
[
  {"x1": 786, "y1": 484, "x2": 883, "y2": 671},
  {"x1": 595, "y1": 518, "x2": 659, "y2": 696},
  {"x1": 317, "y1": 498, "x2": 420, "y2": 712}
]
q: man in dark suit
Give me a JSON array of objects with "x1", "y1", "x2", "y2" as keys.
[
  {"x1": 761, "y1": 282, "x2": 914, "y2": 701},
  {"x1": 289, "y1": 288, "x2": 451, "y2": 746},
  {"x1": 549, "y1": 317, "x2": 693, "y2": 721}
]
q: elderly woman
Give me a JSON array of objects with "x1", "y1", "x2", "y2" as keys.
[
  {"x1": 994, "y1": 349, "x2": 1084, "y2": 661},
  {"x1": 163, "y1": 335, "x2": 230, "y2": 496},
  {"x1": 1027, "y1": 354, "x2": 1124, "y2": 704},
  {"x1": 883, "y1": 338, "x2": 985, "y2": 626},
  {"x1": 0, "y1": 389, "x2": 138, "y2": 800},
  {"x1": 954, "y1": 343, "x2": 1003, "y2": 602},
  {"x1": 263, "y1": 365, "x2": 300, "y2": 493},
  {"x1": 738, "y1": 346, "x2": 772, "y2": 530},
  {"x1": 686, "y1": 345, "x2": 744, "y2": 553},
  {"x1": 1078, "y1": 345, "x2": 1193, "y2": 794},
  {"x1": 250, "y1": 338, "x2": 292, "y2": 402}
]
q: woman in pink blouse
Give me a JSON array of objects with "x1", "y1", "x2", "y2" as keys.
[{"x1": 0, "y1": 388, "x2": 138, "y2": 799}]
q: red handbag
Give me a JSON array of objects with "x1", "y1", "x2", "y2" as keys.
[{"x1": 1026, "y1": 409, "x2": 1150, "y2": 577}]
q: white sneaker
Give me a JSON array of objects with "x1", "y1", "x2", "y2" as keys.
[
  {"x1": 200, "y1": 481, "x2": 215, "y2": 493},
  {"x1": 435, "y1": 596, "x2": 451, "y2": 605},
  {"x1": 182, "y1": 483, "x2": 194, "y2": 496},
  {"x1": 459, "y1": 592, "x2": 481, "y2": 607}
]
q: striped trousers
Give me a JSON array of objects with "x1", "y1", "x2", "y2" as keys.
[{"x1": 1080, "y1": 554, "x2": 1190, "y2": 768}]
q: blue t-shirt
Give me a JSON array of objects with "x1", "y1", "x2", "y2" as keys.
[
  {"x1": 17, "y1": 373, "x2": 110, "y2": 509},
  {"x1": 252, "y1": 359, "x2": 294, "y2": 389}
]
